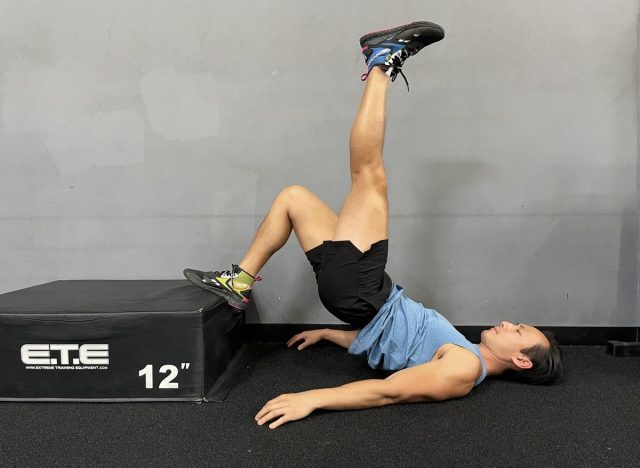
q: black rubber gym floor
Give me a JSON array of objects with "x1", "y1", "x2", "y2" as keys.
[{"x1": 1, "y1": 343, "x2": 638, "y2": 467}]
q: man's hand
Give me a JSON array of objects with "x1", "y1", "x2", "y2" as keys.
[
  {"x1": 287, "y1": 329, "x2": 326, "y2": 350},
  {"x1": 255, "y1": 390, "x2": 319, "y2": 429}
]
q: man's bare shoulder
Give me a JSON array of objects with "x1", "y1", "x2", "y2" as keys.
[
  {"x1": 439, "y1": 344, "x2": 483, "y2": 384},
  {"x1": 384, "y1": 346, "x2": 481, "y2": 402}
]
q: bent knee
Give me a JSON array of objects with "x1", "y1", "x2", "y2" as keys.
[{"x1": 278, "y1": 184, "x2": 313, "y2": 203}]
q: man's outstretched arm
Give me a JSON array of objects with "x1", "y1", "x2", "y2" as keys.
[
  {"x1": 254, "y1": 380, "x2": 394, "y2": 430},
  {"x1": 315, "y1": 356, "x2": 475, "y2": 409},
  {"x1": 255, "y1": 357, "x2": 475, "y2": 429}
]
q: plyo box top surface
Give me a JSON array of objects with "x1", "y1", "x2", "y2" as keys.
[{"x1": 0, "y1": 280, "x2": 223, "y2": 314}]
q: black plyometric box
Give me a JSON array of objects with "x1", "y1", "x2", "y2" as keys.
[{"x1": 0, "y1": 280, "x2": 247, "y2": 401}]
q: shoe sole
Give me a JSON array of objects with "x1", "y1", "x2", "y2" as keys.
[
  {"x1": 183, "y1": 269, "x2": 247, "y2": 310},
  {"x1": 360, "y1": 21, "x2": 445, "y2": 48}
]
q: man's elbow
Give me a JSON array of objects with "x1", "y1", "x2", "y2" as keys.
[
  {"x1": 394, "y1": 392, "x2": 442, "y2": 404},
  {"x1": 384, "y1": 383, "x2": 438, "y2": 404},
  {"x1": 395, "y1": 391, "x2": 465, "y2": 404}
]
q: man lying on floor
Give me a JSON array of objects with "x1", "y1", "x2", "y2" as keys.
[{"x1": 184, "y1": 21, "x2": 564, "y2": 430}]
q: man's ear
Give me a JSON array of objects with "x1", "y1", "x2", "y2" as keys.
[{"x1": 512, "y1": 354, "x2": 533, "y2": 370}]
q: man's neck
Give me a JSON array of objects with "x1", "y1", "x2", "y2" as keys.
[{"x1": 477, "y1": 343, "x2": 511, "y2": 377}]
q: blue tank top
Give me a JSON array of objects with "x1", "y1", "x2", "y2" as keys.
[{"x1": 348, "y1": 284, "x2": 487, "y2": 387}]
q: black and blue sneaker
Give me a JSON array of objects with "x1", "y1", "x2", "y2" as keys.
[{"x1": 360, "y1": 21, "x2": 445, "y2": 91}]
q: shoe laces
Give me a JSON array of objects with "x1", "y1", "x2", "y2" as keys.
[
  {"x1": 385, "y1": 47, "x2": 413, "y2": 91},
  {"x1": 360, "y1": 46, "x2": 415, "y2": 92},
  {"x1": 219, "y1": 265, "x2": 262, "y2": 287}
]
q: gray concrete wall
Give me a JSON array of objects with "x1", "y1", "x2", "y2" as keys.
[{"x1": 0, "y1": 0, "x2": 637, "y2": 327}]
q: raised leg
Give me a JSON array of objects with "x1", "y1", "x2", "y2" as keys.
[
  {"x1": 239, "y1": 66, "x2": 390, "y2": 275},
  {"x1": 238, "y1": 185, "x2": 338, "y2": 276},
  {"x1": 332, "y1": 66, "x2": 390, "y2": 253}
]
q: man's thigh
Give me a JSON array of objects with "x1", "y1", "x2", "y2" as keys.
[
  {"x1": 285, "y1": 185, "x2": 339, "y2": 253},
  {"x1": 332, "y1": 173, "x2": 388, "y2": 253}
]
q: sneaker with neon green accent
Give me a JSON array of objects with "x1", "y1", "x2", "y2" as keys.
[{"x1": 183, "y1": 264, "x2": 261, "y2": 310}]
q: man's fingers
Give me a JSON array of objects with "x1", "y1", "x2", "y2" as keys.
[
  {"x1": 258, "y1": 408, "x2": 285, "y2": 426},
  {"x1": 269, "y1": 415, "x2": 289, "y2": 429},
  {"x1": 255, "y1": 399, "x2": 286, "y2": 421},
  {"x1": 287, "y1": 333, "x2": 305, "y2": 347},
  {"x1": 255, "y1": 406, "x2": 272, "y2": 422},
  {"x1": 255, "y1": 403, "x2": 273, "y2": 420}
]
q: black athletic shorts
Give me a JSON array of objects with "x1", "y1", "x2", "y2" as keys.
[{"x1": 305, "y1": 239, "x2": 393, "y2": 329}]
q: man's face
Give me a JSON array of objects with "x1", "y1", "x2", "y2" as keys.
[{"x1": 480, "y1": 321, "x2": 550, "y2": 370}]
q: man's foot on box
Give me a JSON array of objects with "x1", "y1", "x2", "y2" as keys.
[{"x1": 183, "y1": 264, "x2": 261, "y2": 311}]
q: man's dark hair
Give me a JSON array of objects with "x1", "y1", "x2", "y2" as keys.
[{"x1": 502, "y1": 331, "x2": 564, "y2": 385}]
